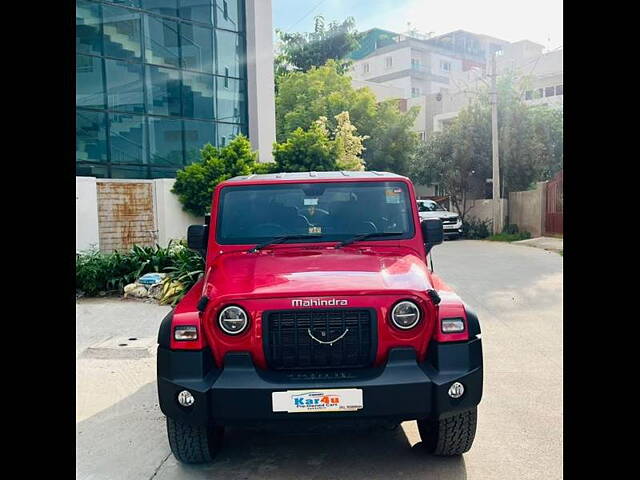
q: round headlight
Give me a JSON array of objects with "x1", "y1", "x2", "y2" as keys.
[
  {"x1": 218, "y1": 305, "x2": 249, "y2": 335},
  {"x1": 391, "y1": 301, "x2": 421, "y2": 329}
]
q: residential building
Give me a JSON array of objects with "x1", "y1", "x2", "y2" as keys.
[
  {"x1": 432, "y1": 40, "x2": 563, "y2": 132},
  {"x1": 348, "y1": 28, "x2": 510, "y2": 141},
  {"x1": 349, "y1": 29, "x2": 561, "y2": 138},
  {"x1": 76, "y1": 0, "x2": 275, "y2": 179}
]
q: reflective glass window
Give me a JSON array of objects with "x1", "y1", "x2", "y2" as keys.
[
  {"x1": 216, "y1": 77, "x2": 245, "y2": 124},
  {"x1": 216, "y1": 29, "x2": 244, "y2": 78},
  {"x1": 109, "y1": 113, "x2": 147, "y2": 165},
  {"x1": 143, "y1": 15, "x2": 180, "y2": 67},
  {"x1": 180, "y1": 23, "x2": 214, "y2": 73},
  {"x1": 150, "y1": 167, "x2": 179, "y2": 178},
  {"x1": 102, "y1": 4, "x2": 142, "y2": 61},
  {"x1": 182, "y1": 71, "x2": 215, "y2": 119},
  {"x1": 77, "y1": 54, "x2": 106, "y2": 109},
  {"x1": 77, "y1": 163, "x2": 109, "y2": 178},
  {"x1": 110, "y1": 1, "x2": 141, "y2": 7},
  {"x1": 216, "y1": 122, "x2": 241, "y2": 147},
  {"x1": 145, "y1": 65, "x2": 182, "y2": 116},
  {"x1": 179, "y1": 0, "x2": 214, "y2": 24},
  {"x1": 105, "y1": 58, "x2": 145, "y2": 113},
  {"x1": 183, "y1": 119, "x2": 215, "y2": 163},
  {"x1": 141, "y1": 0, "x2": 178, "y2": 17},
  {"x1": 216, "y1": 0, "x2": 242, "y2": 31},
  {"x1": 148, "y1": 117, "x2": 184, "y2": 166},
  {"x1": 76, "y1": 0, "x2": 103, "y2": 56},
  {"x1": 111, "y1": 165, "x2": 151, "y2": 178},
  {"x1": 77, "y1": 109, "x2": 108, "y2": 163}
]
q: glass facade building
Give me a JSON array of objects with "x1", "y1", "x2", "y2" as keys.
[{"x1": 76, "y1": 0, "x2": 248, "y2": 178}]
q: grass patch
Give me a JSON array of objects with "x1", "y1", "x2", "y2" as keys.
[{"x1": 487, "y1": 232, "x2": 532, "y2": 242}]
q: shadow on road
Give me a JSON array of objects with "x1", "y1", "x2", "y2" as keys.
[{"x1": 77, "y1": 382, "x2": 467, "y2": 480}]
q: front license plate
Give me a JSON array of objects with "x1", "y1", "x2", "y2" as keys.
[{"x1": 272, "y1": 388, "x2": 363, "y2": 413}]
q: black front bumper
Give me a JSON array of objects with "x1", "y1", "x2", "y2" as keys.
[{"x1": 157, "y1": 340, "x2": 482, "y2": 427}]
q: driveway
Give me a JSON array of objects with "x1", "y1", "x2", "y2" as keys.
[{"x1": 76, "y1": 240, "x2": 562, "y2": 479}]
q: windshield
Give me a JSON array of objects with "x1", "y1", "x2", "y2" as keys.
[
  {"x1": 417, "y1": 200, "x2": 446, "y2": 212},
  {"x1": 216, "y1": 181, "x2": 415, "y2": 245}
]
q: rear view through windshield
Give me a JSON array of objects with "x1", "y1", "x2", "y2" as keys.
[{"x1": 216, "y1": 181, "x2": 415, "y2": 244}]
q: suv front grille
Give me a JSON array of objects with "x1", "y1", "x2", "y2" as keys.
[
  {"x1": 263, "y1": 309, "x2": 376, "y2": 370},
  {"x1": 442, "y1": 216, "x2": 458, "y2": 224}
]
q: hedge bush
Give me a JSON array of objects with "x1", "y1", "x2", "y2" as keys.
[
  {"x1": 462, "y1": 217, "x2": 492, "y2": 239},
  {"x1": 76, "y1": 240, "x2": 204, "y2": 303}
]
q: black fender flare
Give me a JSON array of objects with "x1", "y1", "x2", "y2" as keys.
[
  {"x1": 157, "y1": 309, "x2": 174, "y2": 348},
  {"x1": 463, "y1": 304, "x2": 481, "y2": 338}
]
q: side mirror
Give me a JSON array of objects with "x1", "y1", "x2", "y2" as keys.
[
  {"x1": 421, "y1": 218, "x2": 444, "y2": 252},
  {"x1": 187, "y1": 224, "x2": 207, "y2": 255}
]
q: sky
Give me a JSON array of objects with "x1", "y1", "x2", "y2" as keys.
[{"x1": 272, "y1": 0, "x2": 563, "y2": 50}]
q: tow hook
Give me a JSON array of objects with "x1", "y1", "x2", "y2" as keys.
[{"x1": 427, "y1": 289, "x2": 441, "y2": 305}]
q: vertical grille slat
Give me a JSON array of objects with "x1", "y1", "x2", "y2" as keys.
[{"x1": 264, "y1": 309, "x2": 375, "y2": 370}]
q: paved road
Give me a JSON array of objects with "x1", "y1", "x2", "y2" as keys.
[{"x1": 76, "y1": 240, "x2": 562, "y2": 479}]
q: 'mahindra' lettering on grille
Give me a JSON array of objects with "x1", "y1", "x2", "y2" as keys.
[{"x1": 291, "y1": 298, "x2": 349, "y2": 307}]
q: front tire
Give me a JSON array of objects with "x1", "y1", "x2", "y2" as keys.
[
  {"x1": 417, "y1": 407, "x2": 477, "y2": 456},
  {"x1": 166, "y1": 417, "x2": 224, "y2": 464}
]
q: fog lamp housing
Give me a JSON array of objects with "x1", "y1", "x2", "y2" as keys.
[
  {"x1": 448, "y1": 382, "x2": 464, "y2": 399},
  {"x1": 177, "y1": 390, "x2": 195, "y2": 407}
]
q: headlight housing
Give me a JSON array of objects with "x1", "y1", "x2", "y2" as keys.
[
  {"x1": 218, "y1": 305, "x2": 249, "y2": 335},
  {"x1": 390, "y1": 300, "x2": 421, "y2": 329}
]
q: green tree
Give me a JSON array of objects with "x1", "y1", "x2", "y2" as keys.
[
  {"x1": 275, "y1": 16, "x2": 362, "y2": 75},
  {"x1": 410, "y1": 74, "x2": 563, "y2": 217},
  {"x1": 362, "y1": 100, "x2": 420, "y2": 175},
  {"x1": 332, "y1": 111, "x2": 368, "y2": 170},
  {"x1": 272, "y1": 118, "x2": 336, "y2": 172},
  {"x1": 276, "y1": 60, "x2": 420, "y2": 173},
  {"x1": 409, "y1": 103, "x2": 490, "y2": 221},
  {"x1": 275, "y1": 59, "x2": 377, "y2": 142},
  {"x1": 172, "y1": 135, "x2": 259, "y2": 216}
]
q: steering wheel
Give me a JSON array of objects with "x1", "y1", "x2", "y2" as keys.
[
  {"x1": 358, "y1": 221, "x2": 378, "y2": 233},
  {"x1": 252, "y1": 223, "x2": 287, "y2": 236}
]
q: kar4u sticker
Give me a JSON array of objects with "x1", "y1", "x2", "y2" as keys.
[{"x1": 272, "y1": 389, "x2": 363, "y2": 413}]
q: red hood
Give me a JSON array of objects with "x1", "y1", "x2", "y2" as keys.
[{"x1": 205, "y1": 247, "x2": 433, "y2": 300}]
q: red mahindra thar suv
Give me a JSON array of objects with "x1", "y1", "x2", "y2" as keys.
[{"x1": 157, "y1": 171, "x2": 483, "y2": 463}]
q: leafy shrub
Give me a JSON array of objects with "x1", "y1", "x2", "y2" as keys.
[
  {"x1": 462, "y1": 217, "x2": 492, "y2": 239},
  {"x1": 76, "y1": 240, "x2": 204, "y2": 303},
  {"x1": 502, "y1": 223, "x2": 520, "y2": 235},
  {"x1": 160, "y1": 242, "x2": 205, "y2": 306},
  {"x1": 172, "y1": 135, "x2": 259, "y2": 217},
  {"x1": 272, "y1": 121, "x2": 337, "y2": 172}
]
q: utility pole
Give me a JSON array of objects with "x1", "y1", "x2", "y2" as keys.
[{"x1": 490, "y1": 49, "x2": 501, "y2": 234}]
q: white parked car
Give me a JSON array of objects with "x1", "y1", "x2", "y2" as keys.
[{"x1": 416, "y1": 199, "x2": 463, "y2": 239}]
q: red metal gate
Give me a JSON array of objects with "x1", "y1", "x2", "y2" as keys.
[{"x1": 544, "y1": 170, "x2": 563, "y2": 235}]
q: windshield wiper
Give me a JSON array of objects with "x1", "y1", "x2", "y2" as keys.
[
  {"x1": 248, "y1": 234, "x2": 324, "y2": 253},
  {"x1": 336, "y1": 232, "x2": 404, "y2": 248}
]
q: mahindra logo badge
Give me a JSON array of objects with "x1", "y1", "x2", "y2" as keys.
[{"x1": 292, "y1": 298, "x2": 348, "y2": 307}]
